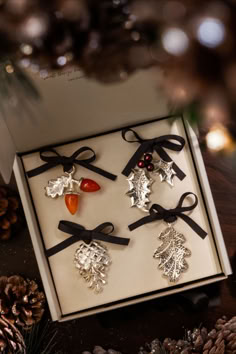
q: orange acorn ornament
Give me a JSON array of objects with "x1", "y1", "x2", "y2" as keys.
[
  {"x1": 45, "y1": 166, "x2": 100, "y2": 215},
  {"x1": 64, "y1": 192, "x2": 80, "y2": 215}
]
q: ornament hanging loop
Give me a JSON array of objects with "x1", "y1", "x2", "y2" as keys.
[
  {"x1": 64, "y1": 165, "x2": 76, "y2": 176},
  {"x1": 64, "y1": 165, "x2": 80, "y2": 190},
  {"x1": 166, "y1": 221, "x2": 177, "y2": 228}
]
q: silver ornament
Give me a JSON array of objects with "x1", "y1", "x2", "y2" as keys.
[
  {"x1": 152, "y1": 159, "x2": 176, "y2": 187},
  {"x1": 126, "y1": 168, "x2": 153, "y2": 212},
  {"x1": 153, "y1": 225, "x2": 191, "y2": 282},
  {"x1": 74, "y1": 241, "x2": 111, "y2": 293},
  {"x1": 45, "y1": 166, "x2": 81, "y2": 198}
]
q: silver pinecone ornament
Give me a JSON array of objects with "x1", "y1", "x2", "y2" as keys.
[
  {"x1": 74, "y1": 241, "x2": 111, "y2": 293},
  {"x1": 153, "y1": 225, "x2": 191, "y2": 282}
]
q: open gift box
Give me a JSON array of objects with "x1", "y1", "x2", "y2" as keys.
[{"x1": 1, "y1": 67, "x2": 231, "y2": 321}]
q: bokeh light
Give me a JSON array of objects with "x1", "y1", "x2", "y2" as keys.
[
  {"x1": 162, "y1": 28, "x2": 189, "y2": 55},
  {"x1": 197, "y1": 17, "x2": 225, "y2": 48}
]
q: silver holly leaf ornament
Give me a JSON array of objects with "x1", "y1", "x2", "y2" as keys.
[
  {"x1": 153, "y1": 159, "x2": 176, "y2": 187},
  {"x1": 126, "y1": 168, "x2": 153, "y2": 212}
]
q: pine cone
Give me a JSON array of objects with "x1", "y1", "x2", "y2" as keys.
[
  {"x1": 0, "y1": 275, "x2": 45, "y2": 330},
  {"x1": 161, "y1": 316, "x2": 236, "y2": 353},
  {"x1": 0, "y1": 186, "x2": 22, "y2": 241},
  {"x1": 139, "y1": 339, "x2": 168, "y2": 354},
  {"x1": 82, "y1": 346, "x2": 122, "y2": 354},
  {"x1": 213, "y1": 316, "x2": 236, "y2": 354},
  {"x1": 162, "y1": 327, "x2": 221, "y2": 353},
  {"x1": 0, "y1": 314, "x2": 26, "y2": 353},
  {"x1": 184, "y1": 316, "x2": 236, "y2": 353}
]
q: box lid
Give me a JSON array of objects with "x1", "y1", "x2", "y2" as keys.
[{"x1": 0, "y1": 65, "x2": 169, "y2": 182}]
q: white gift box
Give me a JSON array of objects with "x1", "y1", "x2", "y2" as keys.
[{"x1": 1, "y1": 67, "x2": 231, "y2": 321}]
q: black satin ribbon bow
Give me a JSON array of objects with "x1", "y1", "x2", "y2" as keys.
[
  {"x1": 121, "y1": 128, "x2": 186, "y2": 180},
  {"x1": 128, "y1": 192, "x2": 207, "y2": 239},
  {"x1": 27, "y1": 146, "x2": 117, "y2": 181},
  {"x1": 46, "y1": 221, "x2": 130, "y2": 257}
]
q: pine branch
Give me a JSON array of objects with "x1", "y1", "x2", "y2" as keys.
[{"x1": 19, "y1": 320, "x2": 58, "y2": 354}]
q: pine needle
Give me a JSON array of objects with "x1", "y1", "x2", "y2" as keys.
[{"x1": 21, "y1": 320, "x2": 58, "y2": 354}]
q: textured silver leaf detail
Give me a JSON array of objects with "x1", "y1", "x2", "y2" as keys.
[
  {"x1": 152, "y1": 159, "x2": 176, "y2": 187},
  {"x1": 45, "y1": 176, "x2": 70, "y2": 198},
  {"x1": 126, "y1": 168, "x2": 153, "y2": 212},
  {"x1": 153, "y1": 226, "x2": 191, "y2": 282},
  {"x1": 74, "y1": 241, "x2": 111, "y2": 293},
  {"x1": 45, "y1": 171, "x2": 80, "y2": 198}
]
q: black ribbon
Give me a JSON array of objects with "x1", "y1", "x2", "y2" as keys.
[
  {"x1": 27, "y1": 146, "x2": 117, "y2": 181},
  {"x1": 46, "y1": 221, "x2": 130, "y2": 257},
  {"x1": 121, "y1": 128, "x2": 186, "y2": 180},
  {"x1": 128, "y1": 192, "x2": 207, "y2": 239}
]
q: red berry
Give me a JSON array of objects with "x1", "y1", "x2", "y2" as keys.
[
  {"x1": 144, "y1": 153, "x2": 152, "y2": 162},
  {"x1": 137, "y1": 160, "x2": 145, "y2": 168},
  {"x1": 147, "y1": 163, "x2": 154, "y2": 171}
]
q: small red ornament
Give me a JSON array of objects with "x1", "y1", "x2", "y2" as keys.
[
  {"x1": 137, "y1": 160, "x2": 145, "y2": 168},
  {"x1": 80, "y1": 178, "x2": 101, "y2": 192},
  {"x1": 144, "y1": 153, "x2": 152, "y2": 162}
]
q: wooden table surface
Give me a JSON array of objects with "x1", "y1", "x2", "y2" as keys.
[{"x1": 1, "y1": 149, "x2": 236, "y2": 353}]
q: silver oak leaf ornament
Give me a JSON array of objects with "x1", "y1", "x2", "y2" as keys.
[
  {"x1": 153, "y1": 225, "x2": 191, "y2": 282},
  {"x1": 45, "y1": 175, "x2": 72, "y2": 198},
  {"x1": 45, "y1": 167, "x2": 80, "y2": 198},
  {"x1": 74, "y1": 241, "x2": 111, "y2": 293},
  {"x1": 152, "y1": 159, "x2": 176, "y2": 187},
  {"x1": 126, "y1": 168, "x2": 153, "y2": 212}
]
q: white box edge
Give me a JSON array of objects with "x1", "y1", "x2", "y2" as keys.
[
  {"x1": 60, "y1": 274, "x2": 226, "y2": 321},
  {"x1": 13, "y1": 155, "x2": 61, "y2": 321},
  {"x1": 183, "y1": 119, "x2": 232, "y2": 275}
]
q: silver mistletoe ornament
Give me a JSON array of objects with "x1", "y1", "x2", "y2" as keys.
[
  {"x1": 74, "y1": 241, "x2": 111, "y2": 293},
  {"x1": 153, "y1": 225, "x2": 191, "y2": 282}
]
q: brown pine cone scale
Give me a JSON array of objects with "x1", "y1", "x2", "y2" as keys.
[
  {"x1": 158, "y1": 316, "x2": 236, "y2": 353},
  {"x1": 0, "y1": 275, "x2": 45, "y2": 330},
  {"x1": 0, "y1": 186, "x2": 22, "y2": 241},
  {"x1": 0, "y1": 314, "x2": 26, "y2": 353}
]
